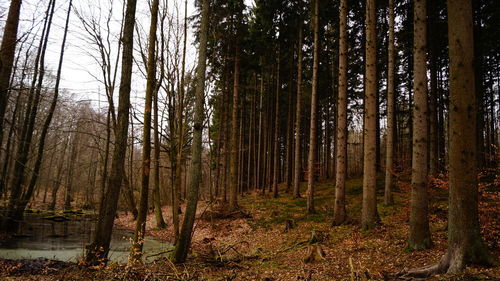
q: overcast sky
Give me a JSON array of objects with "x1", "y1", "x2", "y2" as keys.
[{"x1": 8, "y1": 0, "x2": 199, "y2": 111}]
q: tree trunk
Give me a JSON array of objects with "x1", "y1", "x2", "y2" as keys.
[
  {"x1": 100, "y1": 110, "x2": 111, "y2": 210},
  {"x1": 129, "y1": 0, "x2": 159, "y2": 264},
  {"x1": 172, "y1": 0, "x2": 189, "y2": 244},
  {"x1": 306, "y1": 0, "x2": 319, "y2": 214},
  {"x1": 272, "y1": 50, "x2": 280, "y2": 198},
  {"x1": 428, "y1": 0, "x2": 439, "y2": 178},
  {"x1": 153, "y1": 70, "x2": 166, "y2": 229},
  {"x1": 0, "y1": 0, "x2": 22, "y2": 145},
  {"x1": 238, "y1": 109, "x2": 244, "y2": 194},
  {"x1": 84, "y1": 0, "x2": 137, "y2": 266},
  {"x1": 256, "y1": 74, "x2": 264, "y2": 191},
  {"x1": 444, "y1": 0, "x2": 494, "y2": 270},
  {"x1": 409, "y1": 0, "x2": 431, "y2": 250},
  {"x1": 404, "y1": 0, "x2": 497, "y2": 276},
  {"x1": 223, "y1": 72, "x2": 230, "y2": 201},
  {"x1": 247, "y1": 78, "x2": 256, "y2": 193},
  {"x1": 65, "y1": 126, "x2": 79, "y2": 210},
  {"x1": 384, "y1": 0, "x2": 395, "y2": 206},
  {"x1": 293, "y1": 25, "x2": 303, "y2": 199},
  {"x1": 5, "y1": 0, "x2": 55, "y2": 223},
  {"x1": 333, "y1": 0, "x2": 348, "y2": 225},
  {"x1": 285, "y1": 50, "x2": 295, "y2": 193},
  {"x1": 361, "y1": 0, "x2": 379, "y2": 230},
  {"x1": 229, "y1": 28, "x2": 241, "y2": 211},
  {"x1": 171, "y1": 0, "x2": 209, "y2": 263},
  {"x1": 49, "y1": 136, "x2": 69, "y2": 211}
]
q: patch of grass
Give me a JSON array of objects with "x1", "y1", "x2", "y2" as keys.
[
  {"x1": 292, "y1": 199, "x2": 307, "y2": 208},
  {"x1": 402, "y1": 244, "x2": 415, "y2": 253},
  {"x1": 346, "y1": 177, "x2": 363, "y2": 195},
  {"x1": 297, "y1": 212, "x2": 327, "y2": 223},
  {"x1": 328, "y1": 225, "x2": 354, "y2": 244},
  {"x1": 378, "y1": 202, "x2": 399, "y2": 218}
]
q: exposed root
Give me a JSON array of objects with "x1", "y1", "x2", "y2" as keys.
[
  {"x1": 332, "y1": 215, "x2": 355, "y2": 226},
  {"x1": 398, "y1": 244, "x2": 498, "y2": 278},
  {"x1": 304, "y1": 245, "x2": 326, "y2": 263},
  {"x1": 284, "y1": 219, "x2": 296, "y2": 232},
  {"x1": 199, "y1": 205, "x2": 252, "y2": 221}
]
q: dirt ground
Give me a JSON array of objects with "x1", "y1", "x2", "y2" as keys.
[{"x1": 1, "y1": 172, "x2": 499, "y2": 280}]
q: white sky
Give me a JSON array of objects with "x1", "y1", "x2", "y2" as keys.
[{"x1": 12, "y1": 0, "x2": 198, "y2": 111}]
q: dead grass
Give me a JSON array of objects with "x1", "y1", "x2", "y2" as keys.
[{"x1": 2, "y1": 173, "x2": 499, "y2": 280}]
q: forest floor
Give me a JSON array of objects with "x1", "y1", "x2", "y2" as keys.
[{"x1": 1, "y1": 170, "x2": 499, "y2": 280}]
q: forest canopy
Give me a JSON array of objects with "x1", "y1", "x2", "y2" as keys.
[{"x1": 0, "y1": 0, "x2": 498, "y2": 279}]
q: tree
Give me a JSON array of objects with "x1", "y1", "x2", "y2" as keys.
[
  {"x1": 403, "y1": 0, "x2": 497, "y2": 276},
  {"x1": 333, "y1": 0, "x2": 347, "y2": 225},
  {"x1": 153, "y1": 51, "x2": 166, "y2": 229},
  {"x1": 293, "y1": 22, "x2": 303, "y2": 199},
  {"x1": 384, "y1": 0, "x2": 395, "y2": 206},
  {"x1": 172, "y1": 0, "x2": 209, "y2": 263},
  {"x1": 84, "y1": 0, "x2": 137, "y2": 266},
  {"x1": 361, "y1": 0, "x2": 379, "y2": 230},
  {"x1": 409, "y1": 0, "x2": 431, "y2": 250},
  {"x1": 0, "y1": 0, "x2": 22, "y2": 143},
  {"x1": 427, "y1": 0, "x2": 439, "y2": 178},
  {"x1": 64, "y1": 121, "x2": 80, "y2": 210},
  {"x1": 129, "y1": 0, "x2": 160, "y2": 265},
  {"x1": 74, "y1": 0, "x2": 125, "y2": 214},
  {"x1": 229, "y1": 0, "x2": 243, "y2": 211},
  {"x1": 172, "y1": 0, "x2": 190, "y2": 243},
  {"x1": 272, "y1": 48, "x2": 280, "y2": 198},
  {"x1": 306, "y1": 0, "x2": 319, "y2": 214},
  {"x1": 5, "y1": 0, "x2": 56, "y2": 223}
]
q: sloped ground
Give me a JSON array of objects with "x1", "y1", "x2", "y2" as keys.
[{"x1": 1, "y1": 171, "x2": 499, "y2": 280}]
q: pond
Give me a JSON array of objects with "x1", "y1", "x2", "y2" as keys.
[{"x1": 0, "y1": 214, "x2": 171, "y2": 263}]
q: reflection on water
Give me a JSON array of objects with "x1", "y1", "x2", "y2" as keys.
[{"x1": 0, "y1": 215, "x2": 171, "y2": 263}]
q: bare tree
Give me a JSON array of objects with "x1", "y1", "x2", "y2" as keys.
[
  {"x1": 0, "y1": 0, "x2": 22, "y2": 144},
  {"x1": 84, "y1": 0, "x2": 137, "y2": 266},
  {"x1": 172, "y1": 0, "x2": 209, "y2": 263},
  {"x1": 129, "y1": 0, "x2": 160, "y2": 264}
]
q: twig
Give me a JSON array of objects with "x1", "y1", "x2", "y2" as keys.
[{"x1": 146, "y1": 249, "x2": 174, "y2": 259}]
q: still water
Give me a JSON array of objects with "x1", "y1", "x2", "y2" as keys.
[{"x1": 0, "y1": 214, "x2": 171, "y2": 263}]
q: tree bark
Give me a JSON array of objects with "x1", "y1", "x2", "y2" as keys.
[
  {"x1": 229, "y1": 19, "x2": 241, "y2": 210},
  {"x1": 171, "y1": 0, "x2": 209, "y2": 263},
  {"x1": 361, "y1": 0, "x2": 379, "y2": 230},
  {"x1": 0, "y1": 0, "x2": 22, "y2": 145},
  {"x1": 306, "y1": 0, "x2": 319, "y2": 214},
  {"x1": 84, "y1": 0, "x2": 137, "y2": 266},
  {"x1": 49, "y1": 136, "x2": 69, "y2": 211},
  {"x1": 14, "y1": 0, "x2": 72, "y2": 216},
  {"x1": 428, "y1": 0, "x2": 439, "y2": 178},
  {"x1": 64, "y1": 125, "x2": 79, "y2": 210},
  {"x1": 285, "y1": 50, "x2": 295, "y2": 193},
  {"x1": 5, "y1": 0, "x2": 55, "y2": 223},
  {"x1": 384, "y1": 0, "x2": 395, "y2": 206},
  {"x1": 293, "y1": 25, "x2": 303, "y2": 199},
  {"x1": 409, "y1": 0, "x2": 431, "y2": 250},
  {"x1": 256, "y1": 73, "x2": 264, "y2": 191},
  {"x1": 272, "y1": 49, "x2": 280, "y2": 198},
  {"x1": 333, "y1": 0, "x2": 348, "y2": 225},
  {"x1": 403, "y1": 0, "x2": 497, "y2": 276},
  {"x1": 153, "y1": 70, "x2": 166, "y2": 229},
  {"x1": 129, "y1": 0, "x2": 159, "y2": 264}
]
